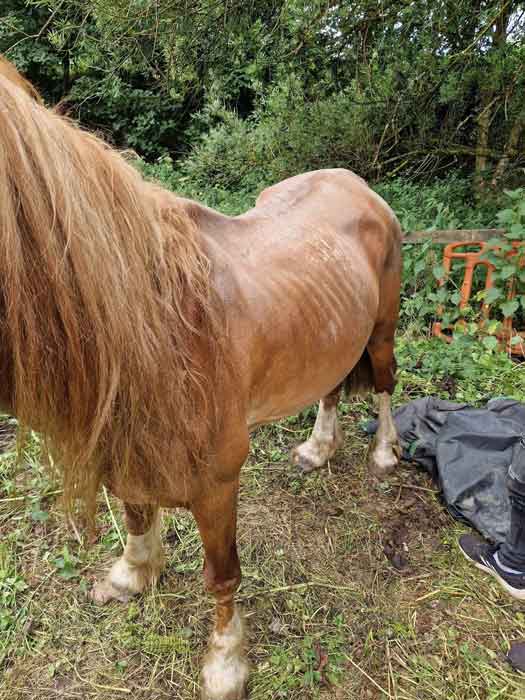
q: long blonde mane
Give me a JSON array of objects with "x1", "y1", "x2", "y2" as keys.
[{"x1": 0, "y1": 71, "x2": 227, "y2": 519}]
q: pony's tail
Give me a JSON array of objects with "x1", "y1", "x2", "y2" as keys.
[{"x1": 344, "y1": 348, "x2": 375, "y2": 396}]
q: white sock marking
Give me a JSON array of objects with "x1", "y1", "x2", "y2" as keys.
[
  {"x1": 201, "y1": 606, "x2": 248, "y2": 700},
  {"x1": 370, "y1": 392, "x2": 398, "y2": 475}
]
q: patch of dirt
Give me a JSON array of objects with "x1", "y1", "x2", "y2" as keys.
[{"x1": 381, "y1": 479, "x2": 448, "y2": 573}]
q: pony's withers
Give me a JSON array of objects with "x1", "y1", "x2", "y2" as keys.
[{"x1": 0, "y1": 74, "x2": 227, "y2": 520}]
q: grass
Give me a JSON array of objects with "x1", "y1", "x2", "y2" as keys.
[{"x1": 2, "y1": 370, "x2": 525, "y2": 700}]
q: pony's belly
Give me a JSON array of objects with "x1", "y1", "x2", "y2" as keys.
[{"x1": 246, "y1": 320, "x2": 372, "y2": 430}]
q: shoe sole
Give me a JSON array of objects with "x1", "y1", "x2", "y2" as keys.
[{"x1": 459, "y1": 544, "x2": 525, "y2": 601}]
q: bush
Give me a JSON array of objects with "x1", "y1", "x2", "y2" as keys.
[
  {"x1": 170, "y1": 79, "x2": 382, "y2": 199},
  {"x1": 137, "y1": 154, "x2": 257, "y2": 215},
  {"x1": 375, "y1": 176, "x2": 500, "y2": 232}
]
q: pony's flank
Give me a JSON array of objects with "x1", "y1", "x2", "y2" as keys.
[{"x1": 0, "y1": 74, "x2": 225, "y2": 518}]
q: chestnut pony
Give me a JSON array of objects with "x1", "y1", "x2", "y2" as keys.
[{"x1": 0, "y1": 57, "x2": 401, "y2": 700}]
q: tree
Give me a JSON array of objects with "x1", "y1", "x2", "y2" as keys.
[{"x1": 1, "y1": 0, "x2": 524, "y2": 183}]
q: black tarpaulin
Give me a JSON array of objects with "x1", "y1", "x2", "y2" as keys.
[{"x1": 366, "y1": 398, "x2": 525, "y2": 543}]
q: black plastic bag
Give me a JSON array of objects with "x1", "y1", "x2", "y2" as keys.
[{"x1": 366, "y1": 398, "x2": 525, "y2": 543}]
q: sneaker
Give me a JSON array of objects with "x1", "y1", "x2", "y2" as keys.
[{"x1": 458, "y1": 534, "x2": 525, "y2": 601}]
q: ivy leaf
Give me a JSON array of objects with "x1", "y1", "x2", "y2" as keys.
[
  {"x1": 482, "y1": 336, "x2": 498, "y2": 351},
  {"x1": 414, "y1": 259, "x2": 425, "y2": 275},
  {"x1": 511, "y1": 335, "x2": 523, "y2": 346},
  {"x1": 486, "y1": 320, "x2": 500, "y2": 334},
  {"x1": 500, "y1": 299, "x2": 519, "y2": 318},
  {"x1": 483, "y1": 251, "x2": 502, "y2": 265}
]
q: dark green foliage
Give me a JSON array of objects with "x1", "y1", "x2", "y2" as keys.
[
  {"x1": 0, "y1": 1, "x2": 65, "y2": 102},
  {"x1": 375, "y1": 177, "x2": 500, "y2": 233},
  {"x1": 2, "y1": 0, "x2": 524, "y2": 183},
  {"x1": 175, "y1": 83, "x2": 379, "y2": 192}
]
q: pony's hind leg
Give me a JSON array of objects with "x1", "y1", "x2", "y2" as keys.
[
  {"x1": 369, "y1": 391, "x2": 399, "y2": 477},
  {"x1": 367, "y1": 328, "x2": 400, "y2": 479},
  {"x1": 291, "y1": 384, "x2": 343, "y2": 474},
  {"x1": 90, "y1": 503, "x2": 163, "y2": 604}
]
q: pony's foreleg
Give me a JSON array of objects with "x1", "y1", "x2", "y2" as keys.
[
  {"x1": 192, "y1": 480, "x2": 248, "y2": 700},
  {"x1": 90, "y1": 503, "x2": 163, "y2": 604},
  {"x1": 291, "y1": 384, "x2": 343, "y2": 473}
]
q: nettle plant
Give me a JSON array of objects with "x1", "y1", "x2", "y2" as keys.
[
  {"x1": 431, "y1": 188, "x2": 525, "y2": 352},
  {"x1": 481, "y1": 189, "x2": 525, "y2": 345}
]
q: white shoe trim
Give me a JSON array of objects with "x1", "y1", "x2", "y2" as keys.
[{"x1": 494, "y1": 551, "x2": 525, "y2": 576}]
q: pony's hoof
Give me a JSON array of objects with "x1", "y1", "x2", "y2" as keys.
[
  {"x1": 89, "y1": 556, "x2": 156, "y2": 605},
  {"x1": 368, "y1": 440, "x2": 400, "y2": 479},
  {"x1": 89, "y1": 578, "x2": 130, "y2": 605},
  {"x1": 291, "y1": 423, "x2": 343, "y2": 474},
  {"x1": 201, "y1": 664, "x2": 248, "y2": 700},
  {"x1": 290, "y1": 447, "x2": 322, "y2": 474},
  {"x1": 290, "y1": 446, "x2": 322, "y2": 474}
]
